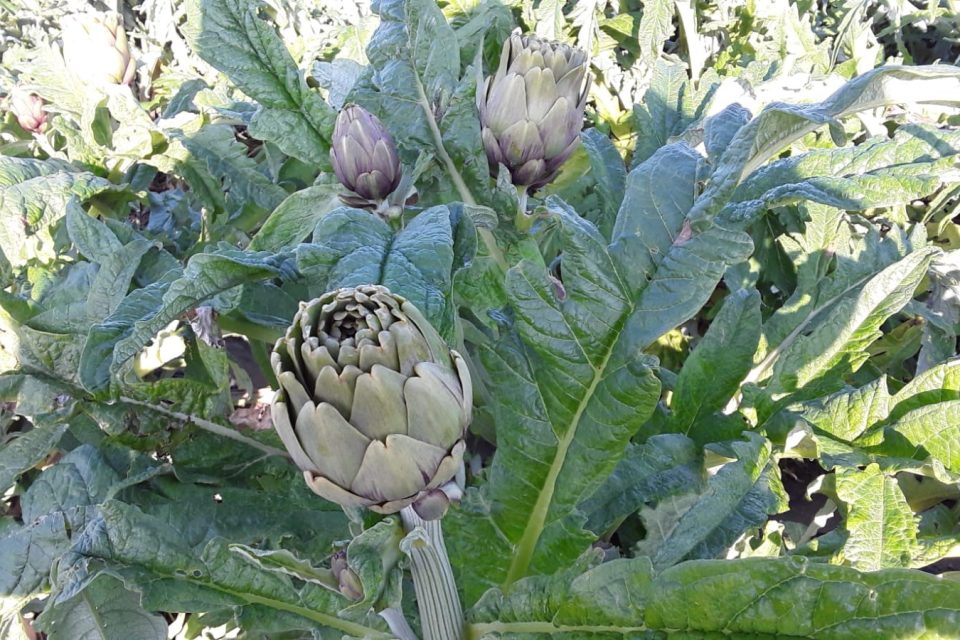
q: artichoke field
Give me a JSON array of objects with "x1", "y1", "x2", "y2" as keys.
[{"x1": 1, "y1": 1, "x2": 960, "y2": 639}]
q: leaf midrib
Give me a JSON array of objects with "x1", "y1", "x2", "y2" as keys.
[{"x1": 501, "y1": 269, "x2": 622, "y2": 589}]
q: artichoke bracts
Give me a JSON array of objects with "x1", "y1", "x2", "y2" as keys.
[
  {"x1": 271, "y1": 286, "x2": 471, "y2": 516},
  {"x1": 61, "y1": 13, "x2": 136, "y2": 86},
  {"x1": 330, "y1": 104, "x2": 403, "y2": 210},
  {"x1": 478, "y1": 33, "x2": 589, "y2": 191}
]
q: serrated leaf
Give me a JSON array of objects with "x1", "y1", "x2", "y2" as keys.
[
  {"x1": 834, "y1": 463, "x2": 918, "y2": 571},
  {"x1": 0, "y1": 171, "x2": 131, "y2": 268},
  {"x1": 631, "y1": 61, "x2": 702, "y2": 167},
  {"x1": 448, "y1": 203, "x2": 662, "y2": 604},
  {"x1": 467, "y1": 556, "x2": 960, "y2": 638},
  {"x1": 765, "y1": 247, "x2": 939, "y2": 402},
  {"x1": 348, "y1": 0, "x2": 490, "y2": 208},
  {"x1": 106, "y1": 246, "x2": 295, "y2": 387},
  {"x1": 177, "y1": 124, "x2": 287, "y2": 214},
  {"x1": 636, "y1": 0, "x2": 674, "y2": 67},
  {"x1": 183, "y1": 0, "x2": 335, "y2": 165},
  {"x1": 71, "y1": 501, "x2": 389, "y2": 638},
  {"x1": 702, "y1": 65, "x2": 960, "y2": 225}
]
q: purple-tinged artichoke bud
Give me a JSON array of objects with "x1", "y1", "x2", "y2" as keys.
[
  {"x1": 8, "y1": 88, "x2": 46, "y2": 133},
  {"x1": 61, "y1": 13, "x2": 136, "y2": 86},
  {"x1": 330, "y1": 104, "x2": 403, "y2": 209},
  {"x1": 478, "y1": 33, "x2": 589, "y2": 191},
  {"x1": 330, "y1": 551, "x2": 364, "y2": 601},
  {"x1": 270, "y1": 285, "x2": 471, "y2": 516}
]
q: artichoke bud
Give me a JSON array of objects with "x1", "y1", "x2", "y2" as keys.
[
  {"x1": 270, "y1": 285, "x2": 472, "y2": 515},
  {"x1": 330, "y1": 551, "x2": 364, "y2": 601},
  {"x1": 478, "y1": 33, "x2": 590, "y2": 192},
  {"x1": 330, "y1": 105, "x2": 403, "y2": 210},
  {"x1": 61, "y1": 13, "x2": 136, "y2": 87},
  {"x1": 8, "y1": 88, "x2": 46, "y2": 133}
]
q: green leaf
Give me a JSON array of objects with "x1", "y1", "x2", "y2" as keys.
[
  {"x1": 636, "y1": 0, "x2": 674, "y2": 67},
  {"x1": 0, "y1": 512, "x2": 73, "y2": 596},
  {"x1": 247, "y1": 184, "x2": 343, "y2": 252},
  {"x1": 720, "y1": 124, "x2": 960, "y2": 222},
  {"x1": 448, "y1": 203, "x2": 662, "y2": 604},
  {"x1": 874, "y1": 401, "x2": 960, "y2": 472},
  {"x1": 801, "y1": 376, "x2": 891, "y2": 442},
  {"x1": 580, "y1": 128, "x2": 626, "y2": 240},
  {"x1": 0, "y1": 171, "x2": 131, "y2": 268},
  {"x1": 297, "y1": 206, "x2": 455, "y2": 334},
  {"x1": 581, "y1": 434, "x2": 704, "y2": 536},
  {"x1": 350, "y1": 0, "x2": 490, "y2": 206},
  {"x1": 637, "y1": 434, "x2": 785, "y2": 570},
  {"x1": 703, "y1": 103, "x2": 752, "y2": 164},
  {"x1": 106, "y1": 246, "x2": 294, "y2": 387},
  {"x1": 888, "y1": 357, "x2": 960, "y2": 422},
  {"x1": 834, "y1": 463, "x2": 918, "y2": 571},
  {"x1": 0, "y1": 424, "x2": 67, "y2": 493},
  {"x1": 229, "y1": 545, "x2": 338, "y2": 590},
  {"x1": 631, "y1": 62, "x2": 702, "y2": 167},
  {"x1": 176, "y1": 124, "x2": 288, "y2": 214},
  {"x1": 19, "y1": 445, "x2": 120, "y2": 525},
  {"x1": 183, "y1": 0, "x2": 335, "y2": 165},
  {"x1": 703, "y1": 65, "x2": 960, "y2": 224},
  {"x1": 72, "y1": 501, "x2": 390, "y2": 638},
  {"x1": 669, "y1": 288, "x2": 761, "y2": 441},
  {"x1": 765, "y1": 246, "x2": 938, "y2": 402},
  {"x1": 38, "y1": 575, "x2": 166, "y2": 640},
  {"x1": 468, "y1": 556, "x2": 960, "y2": 638}
]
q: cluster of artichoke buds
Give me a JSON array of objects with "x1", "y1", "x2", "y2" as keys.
[
  {"x1": 330, "y1": 104, "x2": 404, "y2": 217},
  {"x1": 61, "y1": 13, "x2": 136, "y2": 87},
  {"x1": 478, "y1": 33, "x2": 589, "y2": 192},
  {"x1": 8, "y1": 87, "x2": 46, "y2": 133},
  {"x1": 271, "y1": 285, "x2": 471, "y2": 519}
]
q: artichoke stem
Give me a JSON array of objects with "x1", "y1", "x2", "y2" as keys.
[
  {"x1": 513, "y1": 188, "x2": 532, "y2": 233},
  {"x1": 400, "y1": 506, "x2": 463, "y2": 640}
]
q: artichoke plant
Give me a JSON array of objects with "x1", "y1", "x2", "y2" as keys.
[
  {"x1": 61, "y1": 13, "x2": 136, "y2": 86},
  {"x1": 8, "y1": 88, "x2": 46, "y2": 133},
  {"x1": 478, "y1": 33, "x2": 589, "y2": 191},
  {"x1": 271, "y1": 285, "x2": 471, "y2": 516},
  {"x1": 330, "y1": 104, "x2": 403, "y2": 211}
]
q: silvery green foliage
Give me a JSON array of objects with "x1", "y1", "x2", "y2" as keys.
[{"x1": 1, "y1": 0, "x2": 960, "y2": 638}]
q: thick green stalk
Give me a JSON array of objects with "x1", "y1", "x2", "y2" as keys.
[
  {"x1": 513, "y1": 188, "x2": 531, "y2": 232},
  {"x1": 413, "y1": 73, "x2": 508, "y2": 273},
  {"x1": 400, "y1": 507, "x2": 463, "y2": 640}
]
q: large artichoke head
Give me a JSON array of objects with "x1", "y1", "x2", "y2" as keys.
[
  {"x1": 478, "y1": 33, "x2": 589, "y2": 191},
  {"x1": 271, "y1": 286, "x2": 471, "y2": 515},
  {"x1": 61, "y1": 13, "x2": 136, "y2": 86},
  {"x1": 330, "y1": 104, "x2": 403, "y2": 209}
]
